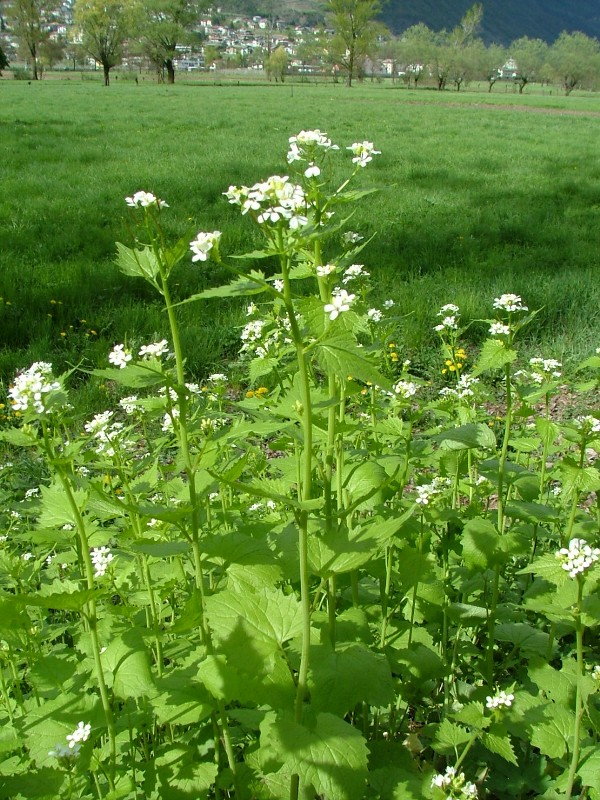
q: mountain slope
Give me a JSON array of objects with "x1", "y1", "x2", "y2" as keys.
[{"x1": 380, "y1": 0, "x2": 600, "y2": 45}]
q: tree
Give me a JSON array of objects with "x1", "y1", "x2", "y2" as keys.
[
  {"x1": 74, "y1": 0, "x2": 133, "y2": 86},
  {"x1": 549, "y1": 31, "x2": 600, "y2": 95},
  {"x1": 509, "y1": 36, "x2": 548, "y2": 93},
  {"x1": 396, "y1": 23, "x2": 434, "y2": 88},
  {"x1": 477, "y1": 42, "x2": 506, "y2": 92},
  {"x1": 4, "y1": 0, "x2": 59, "y2": 79},
  {"x1": 267, "y1": 44, "x2": 287, "y2": 81},
  {"x1": 39, "y1": 36, "x2": 65, "y2": 73},
  {"x1": 136, "y1": 0, "x2": 206, "y2": 84},
  {"x1": 326, "y1": 0, "x2": 382, "y2": 87},
  {"x1": 0, "y1": 43, "x2": 9, "y2": 74}
]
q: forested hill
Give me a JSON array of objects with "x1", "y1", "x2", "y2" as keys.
[{"x1": 379, "y1": 0, "x2": 600, "y2": 44}]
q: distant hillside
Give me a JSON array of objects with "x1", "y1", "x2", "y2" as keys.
[{"x1": 380, "y1": 0, "x2": 600, "y2": 45}]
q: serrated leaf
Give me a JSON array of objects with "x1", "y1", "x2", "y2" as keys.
[
  {"x1": 316, "y1": 334, "x2": 391, "y2": 389},
  {"x1": 308, "y1": 642, "x2": 394, "y2": 715},
  {"x1": 115, "y1": 241, "x2": 160, "y2": 281},
  {"x1": 578, "y1": 746, "x2": 600, "y2": 791},
  {"x1": 259, "y1": 711, "x2": 369, "y2": 800},
  {"x1": 434, "y1": 423, "x2": 497, "y2": 450},
  {"x1": 530, "y1": 704, "x2": 574, "y2": 759},
  {"x1": 92, "y1": 365, "x2": 165, "y2": 389},
  {"x1": 481, "y1": 730, "x2": 518, "y2": 765},
  {"x1": 102, "y1": 629, "x2": 155, "y2": 699},
  {"x1": 205, "y1": 588, "x2": 302, "y2": 646},
  {"x1": 38, "y1": 482, "x2": 87, "y2": 528},
  {"x1": 13, "y1": 588, "x2": 105, "y2": 611},
  {"x1": 461, "y1": 517, "x2": 501, "y2": 570},
  {"x1": 431, "y1": 718, "x2": 471, "y2": 755},
  {"x1": 473, "y1": 338, "x2": 517, "y2": 375},
  {"x1": 0, "y1": 426, "x2": 39, "y2": 447},
  {"x1": 181, "y1": 271, "x2": 268, "y2": 303}
]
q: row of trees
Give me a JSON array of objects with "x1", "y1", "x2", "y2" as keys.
[{"x1": 2, "y1": 0, "x2": 600, "y2": 93}]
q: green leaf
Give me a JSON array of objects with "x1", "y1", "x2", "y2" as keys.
[
  {"x1": 308, "y1": 643, "x2": 394, "y2": 715},
  {"x1": 434, "y1": 423, "x2": 497, "y2": 450},
  {"x1": 578, "y1": 746, "x2": 600, "y2": 791},
  {"x1": 530, "y1": 704, "x2": 574, "y2": 759},
  {"x1": 92, "y1": 364, "x2": 165, "y2": 389},
  {"x1": 205, "y1": 588, "x2": 303, "y2": 646},
  {"x1": 495, "y1": 623, "x2": 554, "y2": 657},
  {"x1": 473, "y1": 338, "x2": 517, "y2": 375},
  {"x1": 316, "y1": 333, "x2": 391, "y2": 390},
  {"x1": 38, "y1": 482, "x2": 87, "y2": 528},
  {"x1": 0, "y1": 426, "x2": 39, "y2": 447},
  {"x1": 151, "y1": 671, "x2": 213, "y2": 726},
  {"x1": 115, "y1": 241, "x2": 160, "y2": 282},
  {"x1": 13, "y1": 588, "x2": 105, "y2": 611},
  {"x1": 461, "y1": 517, "x2": 501, "y2": 570},
  {"x1": 156, "y1": 746, "x2": 218, "y2": 799},
  {"x1": 180, "y1": 270, "x2": 268, "y2": 303},
  {"x1": 259, "y1": 711, "x2": 369, "y2": 800},
  {"x1": 431, "y1": 718, "x2": 471, "y2": 755},
  {"x1": 102, "y1": 629, "x2": 155, "y2": 699},
  {"x1": 481, "y1": 730, "x2": 518, "y2": 765},
  {"x1": 505, "y1": 501, "x2": 560, "y2": 525}
]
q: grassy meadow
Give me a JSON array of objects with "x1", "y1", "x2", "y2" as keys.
[{"x1": 1, "y1": 79, "x2": 600, "y2": 408}]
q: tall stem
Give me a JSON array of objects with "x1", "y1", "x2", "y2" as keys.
[{"x1": 565, "y1": 579, "x2": 585, "y2": 800}]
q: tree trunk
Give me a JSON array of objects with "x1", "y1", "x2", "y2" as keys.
[
  {"x1": 103, "y1": 64, "x2": 110, "y2": 86},
  {"x1": 166, "y1": 59, "x2": 175, "y2": 84}
]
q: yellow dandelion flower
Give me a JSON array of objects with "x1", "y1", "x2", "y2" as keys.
[
  {"x1": 245, "y1": 390, "x2": 255, "y2": 398},
  {"x1": 256, "y1": 387, "x2": 268, "y2": 396}
]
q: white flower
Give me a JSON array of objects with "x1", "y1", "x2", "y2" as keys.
[
  {"x1": 347, "y1": 141, "x2": 381, "y2": 167},
  {"x1": 342, "y1": 231, "x2": 363, "y2": 244},
  {"x1": 316, "y1": 264, "x2": 336, "y2": 277},
  {"x1": 576, "y1": 415, "x2": 600, "y2": 434},
  {"x1": 415, "y1": 477, "x2": 451, "y2": 505},
  {"x1": 108, "y1": 344, "x2": 132, "y2": 369},
  {"x1": 430, "y1": 765, "x2": 477, "y2": 798},
  {"x1": 304, "y1": 163, "x2": 320, "y2": 178},
  {"x1": 556, "y1": 538, "x2": 600, "y2": 578},
  {"x1": 21, "y1": 552, "x2": 34, "y2": 561},
  {"x1": 190, "y1": 231, "x2": 221, "y2": 262},
  {"x1": 493, "y1": 294, "x2": 528, "y2": 312},
  {"x1": 438, "y1": 303, "x2": 460, "y2": 315},
  {"x1": 367, "y1": 308, "x2": 383, "y2": 322},
  {"x1": 139, "y1": 339, "x2": 169, "y2": 359},
  {"x1": 324, "y1": 288, "x2": 356, "y2": 321},
  {"x1": 383, "y1": 299, "x2": 395, "y2": 309},
  {"x1": 207, "y1": 373, "x2": 227, "y2": 383},
  {"x1": 434, "y1": 315, "x2": 458, "y2": 332},
  {"x1": 8, "y1": 361, "x2": 61, "y2": 416},
  {"x1": 393, "y1": 380, "x2": 419, "y2": 399},
  {"x1": 125, "y1": 191, "x2": 168, "y2": 209},
  {"x1": 119, "y1": 395, "x2": 139, "y2": 414},
  {"x1": 273, "y1": 279, "x2": 284, "y2": 292},
  {"x1": 49, "y1": 742, "x2": 79, "y2": 759},
  {"x1": 342, "y1": 264, "x2": 369, "y2": 283},
  {"x1": 66, "y1": 721, "x2": 91, "y2": 748},
  {"x1": 90, "y1": 546, "x2": 114, "y2": 578},
  {"x1": 486, "y1": 689, "x2": 515, "y2": 709},
  {"x1": 287, "y1": 130, "x2": 339, "y2": 163},
  {"x1": 489, "y1": 322, "x2": 511, "y2": 337}
]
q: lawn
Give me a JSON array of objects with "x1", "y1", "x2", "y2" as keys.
[{"x1": 1, "y1": 79, "x2": 600, "y2": 401}]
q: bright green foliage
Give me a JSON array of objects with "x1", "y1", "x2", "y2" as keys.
[{"x1": 0, "y1": 128, "x2": 600, "y2": 800}]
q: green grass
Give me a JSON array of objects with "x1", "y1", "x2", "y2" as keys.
[{"x1": 1, "y1": 80, "x2": 600, "y2": 405}]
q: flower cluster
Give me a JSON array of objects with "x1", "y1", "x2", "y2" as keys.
[
  {"x1": 556, "y1": 538, "x2": 600, "y2": 578},
  {"x1": 139, "y1": 339, "x2": 169, "y2": 359},
  {"x1": 324, "y1": 288, "x2": 356, "y2": 321},
  {"x1": 393, "y1": 380, "x2": 419, "y2": 399},
  {"x1": 342, "y1": 264, "x2": 369, "y2": 284},
  {"x1": 431, "y1": 766, "x2": 478, "y2": 799},
  {"x1": 486, "y1": 689, "x2": 515, "y2": 710},
  {"x1": 67, "y1": 721, "x2": 92, "y2": 748},
  {"x1": 415, "y1": 477, "x2": 451, "y2": 506},
  {"x1": 49, "y1": 721, "x2": 92, "y2": 761},
  {"x1": 125, "y1": 191, "x2": 168, "y2": 209},
  {"x1": 347, "y1": 141, "x2": 381, "y2": 168},
  {"x1": 224, "y1": 175, "x2": 308, "y2": 231},
  {"x1": 493, "y1": 294, "x2": 528, "y2": 313},
  {"x1": 287, "y1": 129, "x2": 339, "y2": 164},
  {"x1": 84, "y1": 411, "x2": 125, "y2": 458},
  {"x1": 108, "y1": 344, "x2": 132, "y2": 369},
  {"x1": 9, "y1": 362, "x2": 61, "y2": 416},
  {"x1": 575, "y1": 415, "x2": 600, "y2": 435},
  {"x1": 439, "y1": 373, "x2": 480, "y2": 400},
  {"x1": 91, "y1": 546, "x2": 114, "y2": 578},
  {"x1": 489, "y1": 322, "x2": 511, "y2": 337},
  {"x1": 190, "y1": 231, "x2": 221, "y2": 263},
  {"x1": 515, "y1": 357, "x2": 562, "y2": 386},
  {"x1": 435, "y1": 304, "x2": 461, "y2": 333}
]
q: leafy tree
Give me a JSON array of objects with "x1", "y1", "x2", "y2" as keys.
[
  {"x1": 509, "y1": 36, "x2": 548, "y2": 93},
  {"x1": 267, "y1": 44, "x2": 287, "y2": 81},
  {"x1": 39, "y1": 36, "x2": 65, "y2": 73},
  {"x1": 396, "y1": 22, "x2": 434, "y2": 88},
  {"x1": 135, "y1": 0, "x2": 206, "y2": 84},
  {"x1": 549, "y1": 31, "x2": 600, "y2": 95},
  {"x1": 73, "y1": 0, "x2": 133, "y2": 86},
  {"x1": 4, "y1": 0, "x2": 59, "y2": 79},
  {"x1": 473, "y1": 40, "x2": 505, "y2": 91},
  {"x1": 326, "y1": 0, "x2": 383, "y2": 87},
  {"x1": 0, "y1": 42, "x2": 9, "y2": 74}
]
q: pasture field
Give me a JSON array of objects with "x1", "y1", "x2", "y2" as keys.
[{"x1": 1, "y1": 80, "x2": 600, "y2": 405}]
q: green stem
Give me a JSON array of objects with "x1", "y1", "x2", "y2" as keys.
[{"x1": 565, "y1": 578, "x2": 585, "y2": 800}]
